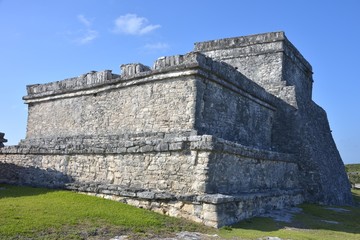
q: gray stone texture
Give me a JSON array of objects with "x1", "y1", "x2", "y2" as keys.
[
  {"x1": 195, "y1": 32, "x2": 352, "y2": 205},
  {"x1": 0, "y1": 132, "x2": 7, "y2": 148},
  {"x1": 0, "y1": 31, "x2": 352, "y2": 227}
]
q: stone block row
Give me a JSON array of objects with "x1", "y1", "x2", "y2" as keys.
[{"x1": 3, "y1": 133, "x2": 294, "y2": 164}]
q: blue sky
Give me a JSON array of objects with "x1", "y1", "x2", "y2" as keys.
[{"x1": 0, "y1": 0, "x2": 359, "y2": 164}]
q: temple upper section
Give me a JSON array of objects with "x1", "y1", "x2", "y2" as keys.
[{"x1": 195, "y1": 31, "x2": 314, "y2": 108}]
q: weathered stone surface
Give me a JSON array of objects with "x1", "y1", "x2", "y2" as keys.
[
  {"x1": 0, "y1": 132, "x2": 7, "y2": 148},
  {"x1": 0, "y1": 135, "x2": 297, "y2": 195},
  {"x1": 120, "y1": 63, "x2": 151, "y2": 77},
  {"x1": 0, "y1": 31, "x2": 352, "y2": 228},
  {"x1": 195, "y1": 32, "x2": 351, "y2": 206}
]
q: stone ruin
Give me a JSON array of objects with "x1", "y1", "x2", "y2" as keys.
[
  {"x1": 0, "y1": 132, "x2": 7, "y2": 148},
  {"x1": 0, "y1": 32, "x2": 353, "y2": 227}
]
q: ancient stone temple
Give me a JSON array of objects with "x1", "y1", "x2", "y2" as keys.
[{"x1": 0, "y1": 32, "x2": 352, "y2": 227}]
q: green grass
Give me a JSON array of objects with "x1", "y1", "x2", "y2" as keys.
[
  {"x1": 345, "y1": 163, "x2": 360, "y2": 185},
  {"x1": 1, "y1": 185, "x2": 360, "y2": 240},
  {"x1": 345, "y1": 164, "x2": 360, "y2": 173},
  {"x1": 219, "y1": 189, "x2": 360, "y2": 240},
  {"x1": 353, "y1": 189, "x2": 360, "y2": 204},
  {"x1": 0, "y1": 184, "x2": 210, "y2": 239}
]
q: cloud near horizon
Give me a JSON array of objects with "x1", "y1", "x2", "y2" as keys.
[{"x1": 113, "y1": 14, "x2": 161, "y2": 35}]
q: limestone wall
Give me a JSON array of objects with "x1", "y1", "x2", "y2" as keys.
[
  {"x1": 196, "y1": 32, "x2": 352, "y2": 205},
  {"x1": 0, "y1": 134, "x2": 298, "y2": 194},
  {"x1": 195, "y1": 79, "x2": 274, "y2": 149},
  {"x1": 194, "y1": 31, "x2": 313, "y2": 108},
  {"x1": 26, "y1": 78, "x2": 197, "y2": 139},
  {"x1": 23, "y1": 52, "x2": 278, "y2": 149},
  {"x1": 0, "y1": 152, "x2": 202, "y2": 194},
  {"x1": 206, "y1": 153, "x2": 299, "y2": 194},
  {"x1": 0, "y1": 133, "x2": 303, "y2": 227}
]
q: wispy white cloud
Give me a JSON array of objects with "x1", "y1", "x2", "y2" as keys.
[
  {"x1": 77, "y1": 14, "x2": 92, "y2": 27},
  {"x1": 76, "y1": 29, "x2": 98, "y2": 44},
  {"x1": 74, "y1": 14, "x2": 98, "y2": 45},
  {"x1": 113, "y1": 14, "x2": 160, "y2": 35},
  {"x1": 144, "y1": 42, "x2": 169, "y2": 50}
]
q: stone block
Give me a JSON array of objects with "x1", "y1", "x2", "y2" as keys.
[
  {"x1": 153, "y1": 55, "x2": 184, "y2": 69},
  {"x1": 121, "y1": 63, "x2": 151, "y2": 77},
  {"x1": 137, "y1": 191, "x2": 155, "y2": 199},
  {"x1": 154, "y1": 142, "x2": 168, "y2": 152},
  {"x1": 155, "y1": 192, "x2": 175, "y2": 200},
  {"x1": 169, "y1": 142, "x2": 184, "y2": 151}
]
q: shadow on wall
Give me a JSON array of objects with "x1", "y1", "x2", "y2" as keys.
[{"x1": 0, "y1": 162, "x2": 73, "y2": 190}]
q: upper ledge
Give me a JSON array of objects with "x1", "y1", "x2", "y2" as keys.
[
  {"x1": 24, "y1": 32, "x2": 312, "y2": 100},
  {"x1": 22, "y1": 52, "x2": 217, "y2": 99},
  {"x1": 23, "y1": 53, "x2": 203, "y2": 100},
  {"x1": 24, "y1": 70, "x2": 121, "y2": 100},
  {"x1": 194, "y1": 31, "x2": 312, "y2": 72},
  {"x1": 1, "y1": 134, "x2": 295, "y2": 163},
  {"x1": 194, "y1": 31, "x2": 286, "y2": 51},
  {"x1": 22, "y1": 52, "x2": 279, "y2": 111}
]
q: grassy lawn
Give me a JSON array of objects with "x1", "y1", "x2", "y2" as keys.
[
  {"x1": 345, "y1": 164, "x2": 360, "y2": 173},
  {"x1": 219, "y1": 189, "x2": 360, "y2": 240},
  {"x1": 345, "y1": 163, "x2": 360, "y2": 186},
  {"x1": 0, "y1": 184, "x2": 210, "y2": 239},
  {"x1": 1, "y1": 184, "x2": 359, "y2": 239}
]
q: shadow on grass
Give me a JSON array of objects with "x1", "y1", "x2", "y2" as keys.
[
  {"x1": 0, "y1": 183, "x2": 59, "y2": 198},
  {"x1": 0, "y1": 162, "x2": 73, "y2": 198},
  {"x1": 353, "y1": 189, "x2": 360, "y2": 207},
  {"x1": 228, "y1": 190, "x2": 360, "y2": 236}
]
